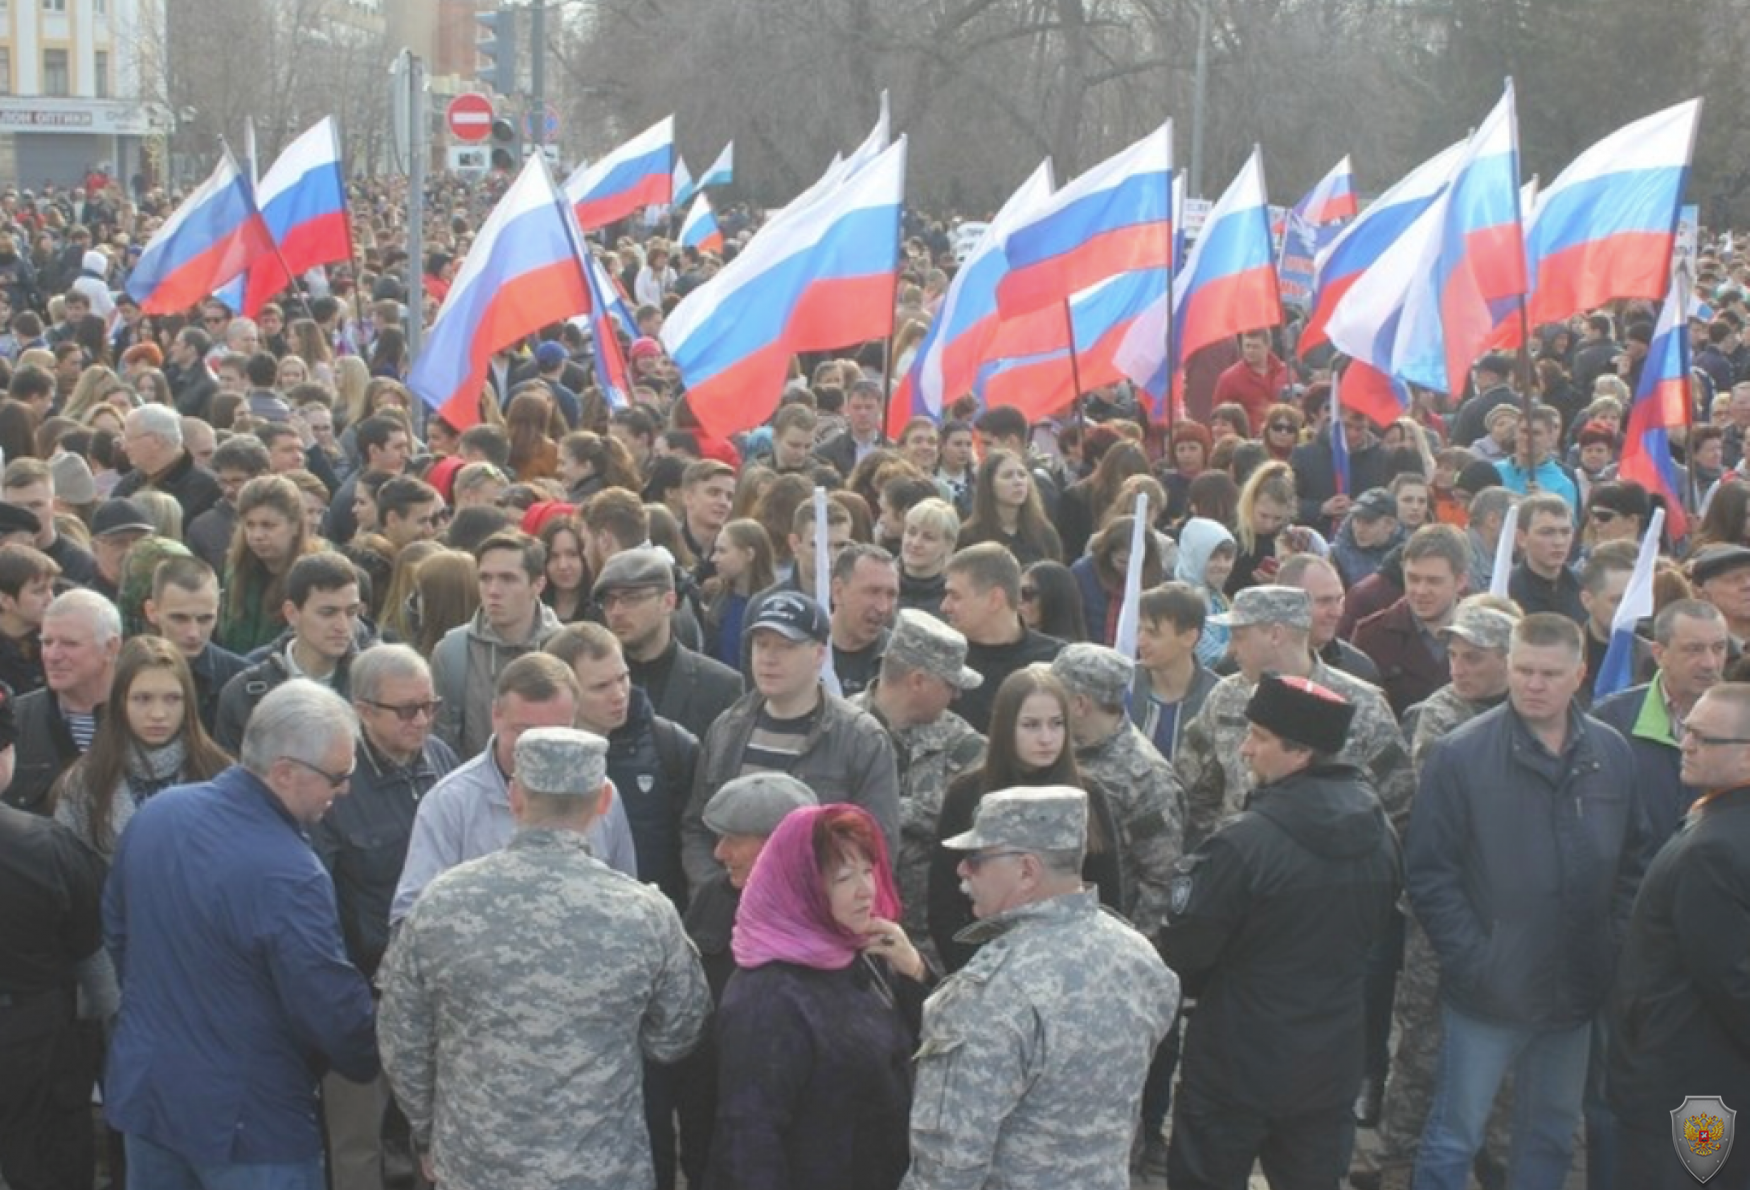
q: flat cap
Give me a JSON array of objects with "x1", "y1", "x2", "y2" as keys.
[
  {"x1": 702, "y1": 772, "x2": 819, "y2": 837},
  {"x1": 1691, "y1": 544, "x2": 1750, "y2": 586},
  {"x1": 514, "y1": 726, "x2": 608, "y2": 796},
  {"x1": 1209, "y1": 584, "x2": 1312, "y2": 631},
  {"x1": 943, "y1": 786, "x2": 1088, "y2": 854},
  {"x1": 1245, "y1": 673, "x2": 1355, "y2": 755},
  {"x1": 92, "y1": 498, "x2": 154, "y2": 538},
  {"x1": 886, "y1": 609, "x2": 981, "y2": 691},
  {"x1": 1484, "y1": 402, "x2": 1523, "y2": 431},
  {"x1": 1350, "y1": 488, "x2": 1397, "y2": 521},
  {"x1": 592, "y1": 546, "x2": 675, "y2": 596},
  {"x1": 0, "y1": 502, "x2": 39, "y2": 540},
  {"x1": 1051, "y1": 642, "x2": 1134, "y2": 706},
  {"x1": 747, "y1": 590, "x2": 830, "y2": 644},
  {"x1": 1440, "y1": 604, "x2": 1519, "y2": 652}
]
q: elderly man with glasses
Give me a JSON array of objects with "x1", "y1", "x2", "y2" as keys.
[
  {"x1": 102, "y1": 680, "x2": 379, "y2": 1190},
  {"x1": 311, "y1": 644, "x2": 459, "y2": 1190}
]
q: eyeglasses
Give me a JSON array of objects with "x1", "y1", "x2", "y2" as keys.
[
  {"x1": 1268, "y1": 421, "x2": 1296, "y2": 433},
  {"x1": 360, "y1": 698, "x2": 442, "y2": 723},
  {"x1": 1588, "y1": 508, "x2": 1619, "y2": 523},
  {"x1": 962, "y1": 849, "x2": 1032, "y2": 871},
  {"x1": 281, "y1": 755, "x2": 356, "y2": 790},
  {"x1": 1679, "y1": 721, "x2": 1750, "y2": 748}
]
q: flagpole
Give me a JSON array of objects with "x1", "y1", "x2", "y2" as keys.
[
  {"x1": 1063, "y1": 295, "x2": 1087, "y2": 444},
  {"x1": 1163, "y1": 168, "x2": 1178, "y2": 436},
  {"x1": 880, "y1": 165, "x2": 904, "y2": 437}
]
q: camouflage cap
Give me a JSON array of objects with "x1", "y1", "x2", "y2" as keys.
[
  {"x1": 1208, "y1": 584, "x2": 1313, "y2": 631},
  {"x1": 885, "y1": 608, "x2": 982, "y2": 691},
  {"x1": 702, "y1": 772, "x2": 819, "y2": 837},
  {"x1": 942, "y1": 785, "x2": 1089, "y2": 854},
  {"x1": 1050, "y1": 642, "x2": 1135, "y2": 707},
  {"x1": 514, "y1": 726, "x2": 609, "y2": 796},
  {"x1": 591, "y1": 546, "x2": 675, "y2": 596},
  {"x1": 1440, "y1": 604, "x2": 1518, "y2": 652}
]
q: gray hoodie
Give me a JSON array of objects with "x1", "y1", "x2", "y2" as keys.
[{"x1": 432, "y1": 602, "x2": 564, "y2": 759}]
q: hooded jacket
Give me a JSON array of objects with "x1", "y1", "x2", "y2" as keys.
[
  {"x1": 1175, "y1": 517, "x2": 1235, "y2": 666},
  {"x1": 1158, "y1": 760, "x2": 1401, "y2": 1114},
  {"x1": 431, "y1": 602, "x2": 564, "y2": 759}
]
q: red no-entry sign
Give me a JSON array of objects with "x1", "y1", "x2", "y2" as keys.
[{"x1": 447, "y1": 93, "x2": 494, "y2": 143}]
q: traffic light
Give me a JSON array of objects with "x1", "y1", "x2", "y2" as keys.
[
  {"x1": 476, "y1": 8, "x2": 521, "y2": 97},
  {"x1": 490, "y1": 117, "x2": 520, "y2": 171}
]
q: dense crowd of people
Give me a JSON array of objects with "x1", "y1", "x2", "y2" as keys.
[{"x1": 1, "y1": 168, "x2": 1748, "y2": 1190}]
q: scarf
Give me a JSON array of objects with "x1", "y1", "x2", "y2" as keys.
[
  {"x1": 731, "y1": 804, "x2": 902, "y2": 972},
  {"x1": 124, "y1": 736, "x2": 189, "y2": 807}
]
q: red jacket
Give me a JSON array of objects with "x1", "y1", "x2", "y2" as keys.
[{"x1": 1211, "y1": 354, "x2": 1291, "y2": 433}]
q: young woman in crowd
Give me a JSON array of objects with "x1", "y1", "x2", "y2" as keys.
[
  {"x1": 1229, "y1": 459, "x2": 1298, "y2": 592},
  {"x1": 538, "y1": 514, "x2": 591, "y2": 624},
  {"x1": 219, "y1": 474, "x2": 318, "y2": 653},
  {"x1": 377, "y1": 540, "x2": 444, "y2": 643},
  {"x1": 53, "y1": 636, "x2": 233, "y2": 855},
  {"x1": 710, "y1": 804, "x2": 927, "y2": 1190},
  {"x1": 410, "y1": 549, "x2": 482, "y2": 657},
  {"x1": 896, "y1": 497, "x2": 959, "y2": 619},
  {"x1": 506, "y1": 392, "x2": 561, "y2": 481},
  {"x1": 1161, "y1": 419, "x2": 1212, "y2": 523},
  {"x1": 1072, "y1": 516, "x2": 1166, "y2": 646},
  {"x1": 927, "y1": 666, "x2": 1121, "y2": 972},
  {"x1": 1019, "y1": 560, "x2": 1087, "y2": 642},
  {"x1": 1059, "y1": 440, "x2": 1150, "y2": 562},
  {"x1": 705, "y1": 518, "x2": 776, "y2": 669},
  {"x1": 1174, "y1": 516, "x2": 1237, "y2": 667},
  {"x1": 957, "y1": 448, "x2": 1063, "y2": 565},
  {"x1": 1259, "y1": 403, "x2": 1305, "y2": 461}
]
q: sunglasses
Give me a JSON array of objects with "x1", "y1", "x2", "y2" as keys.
[
  {"x1": 360, "y1": 697, "x2": 442, "y2": 723},
  {"x1": 1268, "y1": 421, "x2": 1296, "y2": 433},
  {"x1": 281, "y1": 755, "x2": 355, "y2": 791},
  {"x1": 1588, "y1": 508, "x2": 1619, "y2": 523}
]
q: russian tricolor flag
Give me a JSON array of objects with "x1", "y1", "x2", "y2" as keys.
[
  {"x1": 127, "y1": 148, "x2": 274, "y2": 315},
  {"x1": 1294, "y1": 155, "x2": 1359, "y2": 227},
  {"x1": 979, "y1": 267, "x2": 1169, "y2": 421},
  {"x1": 564, "y1": 116, "x2": 675, "y2": 231},
  {"x1": 995, "y1": 123, "x2": 1172, "y2": 317},
  {"x1": 1299, "y1": 139, "x2": 1465, "y2": 356},
  {"x1": 1518, "y1": 98, "x2": 1700, "y2": 332},
  {"x1": 661, "y1": 137, "x2": 907, "y2": 439},
  {"x1": 672, "y1": 154, "x2": 694, "y2": 209},
  {"x1": 409, "y1": 155, "x2": 593, "y2": 429},
  {"x1": 1618, "y1": 273, "x2": 1693, "y2": 540},
  {"x1": 1595, "y1": 506, "x2": 1666, "y2": 701},
  {"x1": 698, "y1": 141, "x2": 734, "y2": 191},
  {"x1": 1392, "y1": 82, "x2": 1527, "y2": 397},
  {"x1": 887, "y1": 160, "x2": 1055, "y2": 436},
  {"x1": 1173, "y1": 147, "x2": 1281, "y2": 377},
  {"x1": 680, "y1": 192, "x2": 724, "y2": 255},
  {"x1": 581, "y1": 250, "x2": 632, "y2": 409},
  {"x1": 228, "y1": 117, "x2": 352, "y2": 318}
]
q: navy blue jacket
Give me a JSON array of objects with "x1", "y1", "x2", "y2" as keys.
[
  {"x1": 1408, "y1": 703, "x2": 1650, "y2": 1029},
  {"x1": 608, "y1": 688, "x2": 698, "y2": 910},
  {"x1": 103, "y1": 767, "x2": 378, "y2": 1163},
  {"x1": 1590, "y1": 680, "x2": 1700, "y2": 848}
]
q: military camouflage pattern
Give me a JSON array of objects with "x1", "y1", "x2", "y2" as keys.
[
  {"x1": 514, "y1": 727, "x2": 608, "y2": 796},
  {"x1": 850, "y1": 685, "x2": 985, "y2": 956},
  {"x1": 1073, "y1": 720, "x2": 1187, "y2": 935},
  {"x1": 1051, "y1": 643, "x2": 1135, "y2": 708},
  {"x1": 943, "y1": 785, "x2": 1091, "y2": 853},
  {"x1": 902, "y1": 889, "x2": 1180, "y2": 1190},
  {"x1": 1177, "y1": 657, "x2": 1412, "y2": 849},
  {"x1": 378, "y1": 829, "x2": 709, "y2": 1190}
]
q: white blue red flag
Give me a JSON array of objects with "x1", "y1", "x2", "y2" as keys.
[
  {"x1": 128, "y1": 147, "x2": 274, "y2": 315},
  {"x1": 679, "y1": 192, "x2": 724, "y2": 255},
  {"x1": 1618, "y1": 272, "x2": 1693, "y2": 539},
  {"x1": 564, "y1": 116, "x2": 675, "y2": 231},
  {"x1": 698, "y1": 141, "x2": 734, "y2": 190},
  {"x1": 222, "y1": 117, "x2": 352, "y2": 318},
  {"x1": 1595, "y1": 507, "x2": 1666, "y2": 701}
]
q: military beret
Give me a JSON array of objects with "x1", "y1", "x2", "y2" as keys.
[
  {"x1": 514, "y1": 727, "x2": 609, "y2": 796},
  {"x1": 702, "y1": 772, "x2": 819, "y2": 837},
  {"x1": 1050, "y1": 642, "x2": 1134, "y2": 707},
  {"x1": 943, "y1": 786, "x2": 1088, "y2": 855},
  {"x1": 1209, "y1": 585, "x2": 1313, "y2": 631},
  {"x1": 885, "y1": 609, "x2": 981, "y2": 690},
  {"x1": 592, "y1": 546, "x2": 675, "y2": 596}
]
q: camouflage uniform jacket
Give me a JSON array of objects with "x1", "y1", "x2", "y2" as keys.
[
  {"x1": 850, "y1": 685, "x2": 986, "y2": 948},
  {"x1": 1177, "y1": 658, "x2": 1412, "y2": 849},
  {"x1": 378, "y1": 828, "x2": 709, "y2": 1190},
  {"x1": 902, "y1": 889, "x2": 1180, "y2": 1190},
  {"x1": 1073, "y1": 721, "x2": 1186, "y2": 934}
]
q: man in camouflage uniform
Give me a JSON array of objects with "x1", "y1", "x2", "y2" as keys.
[
  {"x1": 849, "y1": 608, "x2": 985, "y2": 958},
  {"x1": 1051, "y1": 642, "x2": 1186, "y2": 935},
  {"x1": 903, "y1": 787, "x2": 1179, "y2": 1190},
  {"x1": 1176, "y1": 585, "x2": 1413, "y2": 849},
  {"x1": 378, "y1": 727, "x2": 710, "y2": 1190},
  {"x1": 1364, "y1": 599, "x2": 1520, "y2": 1190}
]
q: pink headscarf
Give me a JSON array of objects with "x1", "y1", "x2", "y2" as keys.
[{"x1": 731, "y1": 804, "x2": 902, "y2": 971}]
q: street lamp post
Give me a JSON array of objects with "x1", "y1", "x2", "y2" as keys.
[{"x1": 1190, "y1": 0, "x2": 1210, "y2": 201}]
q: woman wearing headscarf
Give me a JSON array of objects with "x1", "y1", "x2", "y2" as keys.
[{"x1": 709, "y1": 804, "x2": 928, "y2": 1190}]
